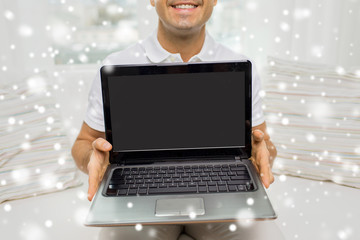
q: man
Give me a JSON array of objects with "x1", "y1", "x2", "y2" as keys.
[{"x1": 72, "y1": 0, "x2": 277, "y2": 239}]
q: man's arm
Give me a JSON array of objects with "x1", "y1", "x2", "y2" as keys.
[
  {"x1": 71, "y1": 122, "x2": 112, "y2": 200},
  {"x1": 251, "y1": 121, "x2": 277, "y2": 188}
]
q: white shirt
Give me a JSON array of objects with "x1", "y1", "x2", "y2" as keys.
[{"x1": 85, "y1": 30, "x2": 264, "y2": 132}]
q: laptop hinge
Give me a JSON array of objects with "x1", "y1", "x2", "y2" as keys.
[
  {"x1": 120, "y1": 155, "x2": 241, "y2": 166},
  {"x1": 235, "y1": 156, "x2": 243, "y2": 162}
]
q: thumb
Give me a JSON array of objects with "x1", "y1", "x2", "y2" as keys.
[
  {"x1": 252, "y1": 129, "x2": 264, "y2": 142},
  {"x1": 92, "y1": 138, "x2": 112, "y2": 152}
]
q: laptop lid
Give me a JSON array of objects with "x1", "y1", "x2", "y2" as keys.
[{"x1": 100, "y1": 61, "x2": 252, "y2": 164}]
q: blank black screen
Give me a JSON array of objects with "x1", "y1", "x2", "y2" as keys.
[{"x1": 108, "y1": 72, "x2": 246, "y2": 152}]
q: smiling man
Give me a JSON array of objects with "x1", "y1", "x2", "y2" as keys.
[{"x1": 72, "y1": 0, "x2": 277, "y2": 239}]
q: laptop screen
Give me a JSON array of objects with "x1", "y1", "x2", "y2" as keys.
[{"x1": 107, "y1": 70, "x2": 247, "y2": 152}]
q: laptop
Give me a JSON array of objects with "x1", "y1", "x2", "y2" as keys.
[{"x1": 85, "y1": 61, "x2": 277, "y2": 226}]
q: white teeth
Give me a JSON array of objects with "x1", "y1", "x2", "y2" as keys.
[{"x1": 173, "y1": 4, "x2": 197, "y2": 9}]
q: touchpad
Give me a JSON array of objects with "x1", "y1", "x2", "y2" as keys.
[{"x1": 155, "y1": 198, "x2": 205, "y2": 217}]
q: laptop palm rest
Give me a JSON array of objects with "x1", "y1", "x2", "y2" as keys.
[{"x1": 155, "y1": 198, "x2": 205, "y2": 217}]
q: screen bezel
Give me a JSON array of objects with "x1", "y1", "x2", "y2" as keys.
[{"x1": 100, "y1": 61, "x2": 252, "y2": 164}]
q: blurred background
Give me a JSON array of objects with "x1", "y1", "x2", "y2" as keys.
[{"x1": 1, "y1": 1, "x2": 360, "y2": 239}]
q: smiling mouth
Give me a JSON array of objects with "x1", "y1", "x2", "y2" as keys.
[{"x1": 171, "y1": 4, "x2": 198, "y2": 9}]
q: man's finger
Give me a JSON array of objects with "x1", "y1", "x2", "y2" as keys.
[
  {"x1": 269, "y1": 168, "x2": 275, "y2": 184},
  {"x1": 258, "y1": 157, "x2": 270, "y2": 188},
  {"x1": 88, "y1": 169, "x2": 100, "y2": 201},
  {"x1": 252, "y1": 129, "x2": 264, "y2": 142},
  {"x1": 92, "y1": 138, "x2": 112, "y2": 152}
]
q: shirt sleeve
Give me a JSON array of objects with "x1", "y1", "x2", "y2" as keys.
[
  {"x1": 251, "y1": 62, "x2": 265, "y2": 127},
  {"x1": 84, "y1": 70, "x2": 105, "y2": 132}
]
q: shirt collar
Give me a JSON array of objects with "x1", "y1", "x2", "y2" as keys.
[{"x1": 141, "y1": 29, "x2": 218, "y2": 63}]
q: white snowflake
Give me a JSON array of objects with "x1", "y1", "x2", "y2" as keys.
[
  {"x1": 4, "y1": 204, "x2": 12, "y2": 212},
  {"x1": 4, "y1": 10, "x2": 15, "y2": 20},
  {"x1": 18, "y1": 25, "x2": 33, "y2": 37},
  {"x1": 280, "y1": 22, "x2": 290, "y2": 32},
  {"x1": 135, "y1": 224, "x2": 143, "y2": 231},
  {"x1": 229, "y1": 224, "x2": 237, "y2": 232},
  {"x1": 246, "y1": 198, "x2": 254, "y2": 206},
  {"x1": 44, "y1": 220, "x2": 53, "y2": 228},
  {"x1": 306, "y1": 133, "x2": 316, "y2": 143},
  {"x1": 294, "y1": 8, "x2": 311, "y2": 20}
]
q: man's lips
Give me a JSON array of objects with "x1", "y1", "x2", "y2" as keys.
[
  {"x1": 171, "y1": 4, "x2": 198, "y2": 9},
  {"x1": 170, "y1": 1, "x2": 200, "y2": 10}
]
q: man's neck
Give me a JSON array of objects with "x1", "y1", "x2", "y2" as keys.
[{"x1": 157, "y1": 21, "x2": 206, "y2": 62}]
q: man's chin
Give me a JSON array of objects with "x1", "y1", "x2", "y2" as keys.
[{"x1": 171, "y1": 21, "x2": 202, "y2": 32}]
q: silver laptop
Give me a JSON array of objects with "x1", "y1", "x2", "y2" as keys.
[{"x1": 85, "y1": 61, "x2": 277, "y2": 226}]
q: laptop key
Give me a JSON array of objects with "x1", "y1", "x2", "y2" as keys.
[
  {"x1": 198, "y1": 186, "x2": 207, "y2": 192},
  {"x1": 208, "y1": 186, "x2": 217, "y2": 192},
  {"x1": 138, "y1": 189, "x2": 147, "y2": 195},
  {"x1": 118, "y1": 189, "x2": 128, "y2": 195},
  {"x1": 108, "y1": 184, "x2": 121, "y2": 190},
  {"x1": 211, "y1": 176, "x2": 220, "y2": 181},
  {"x1": 202, "y1": 177, "x2": 211, "y2": 181},
  {"x1": 228, "y1": 185, "x2": 237, "y2": 191},
  {"x1": 110, "y1": 179, "x2": 125, "y2": 185},
  {"x1": 218, "y1": 186, "x2": 227, "y2": 192},
  {"x1": 130, "y1": 184, "x2": 138, "y2": 189},
  {"x1": 227, "y1": 180, "x2": 249, "y2": 185},
  {"x1": 220, "y1": 176, "x2": 230, "y2": 181},
  {"x1": 106, "y1": 189, "x2": 117, "y2": 196},
  {"x1": 192, "y1": 177, "x2": 201, "y2": 182},
  {"x1": 231, "y1": 176, "x2": 250, "y2": 180},
  {"x1": 236, "y1": 170, "x2": 248, "y2": 175},
  {"x1": 128, "y1": 189, "x2": 137, "y2": 195},
  {"x1": 217, "y1": 181, "x2": 226, "y2": 186},
  {"x1": 148, "y1": 187, "x2": 197, "y2": 195},
  {"x1": 149, "y1": 183, "x2": 158, "y2": 188}
]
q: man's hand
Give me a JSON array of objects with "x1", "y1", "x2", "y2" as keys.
[
  {"x1": 87, "y1": 138, "x2": 112, "y2": 201},
  {"x1": 251, "y1": 128, "x2": 275, "y2": 188}
]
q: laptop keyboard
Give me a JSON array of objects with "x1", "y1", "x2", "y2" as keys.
[{"x1": 105, "y1": 163, "x2": 255, "y2": 197}]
